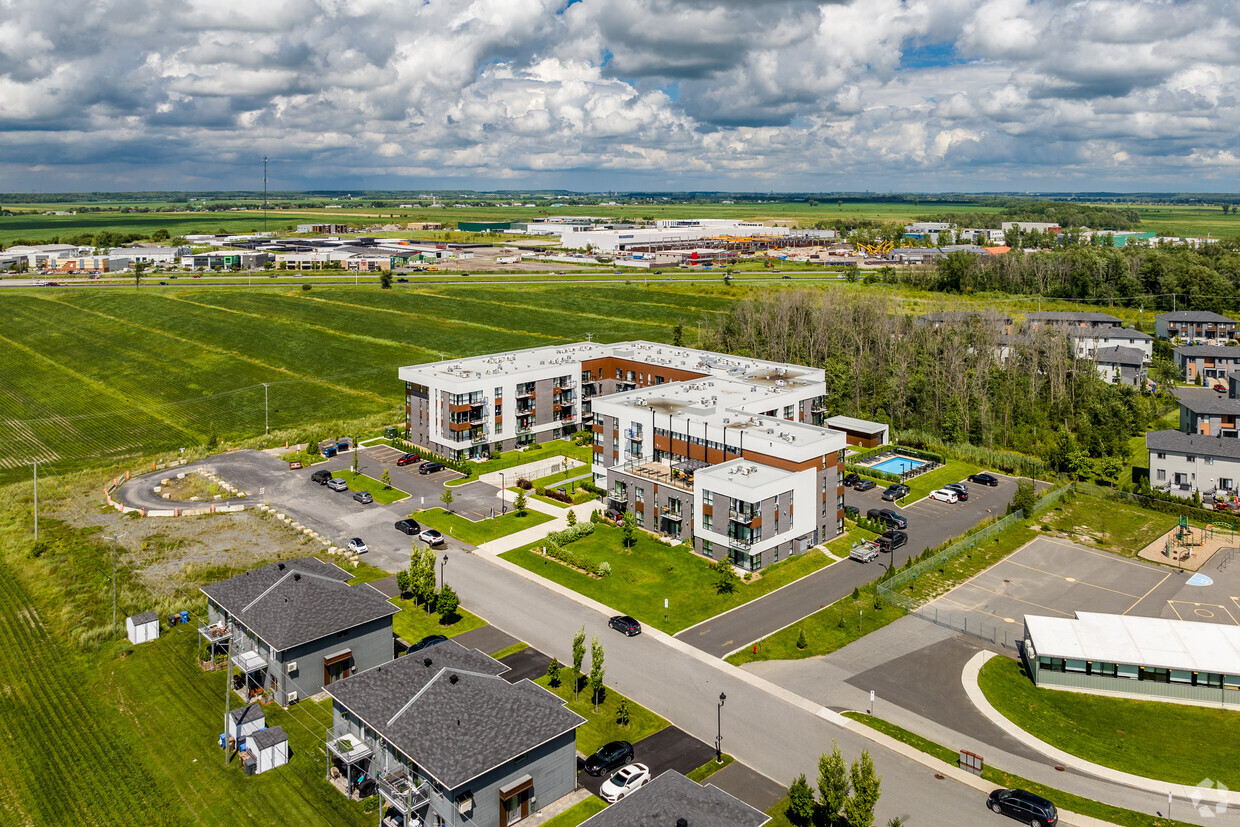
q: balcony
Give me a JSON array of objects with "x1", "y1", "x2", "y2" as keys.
[
  {"x1": 231, "y1": 649, "x2": 268, "y2": 674},
  {"x1": 516, "y1": 422, "x2": 533, "y2": 434},
  {"x1": 471, "y1": 431, "x2": 488, "y2": 443},
  {"x1": 729, "y1": 508, "x2": 760, "y2": 524},
  {"x1": 727, "y1": 536, "x2": 753, "y2": 551},
  {"x1": 556, "y1": 380, "x2": 576, "y2": 391},
  {"x1": 327, "y1": 734, "x2": 373, "y2": 766},
  {"x1": 198, "y1": 622, "x2": 231, "y2": 645},
  {"x1": 626, "y1": 429, "x2": 644, "y2": 441},
  {"x1": 516, "y1": 389, "x2": 536, "y2": 400},
  {"x1": 378, "y1": 768, "x2": 430, "y2": 814}
]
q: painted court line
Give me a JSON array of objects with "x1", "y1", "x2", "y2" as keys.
[
  {"x1": 1027, "y1": 538, "x2": 1163, "y2": 570},
  {"x1": 1120, "y1": 570, "x2": 1171, "y2": 616},
  {"x1": 1000, "y1": 559, "x2": 1142, "y2": 598},
  {"x1": 1167, "y1": 600, "x2": 1240, "y2": 625},
  {"x1": 931, "y1": 595, "x2": 1022, "y2": 624},
  {"x1": 955, "y1": 581, "x2": 1076, "y2": 617}
]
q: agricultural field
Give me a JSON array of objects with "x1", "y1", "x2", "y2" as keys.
[
  {"x1": 0, "y1": 283, "x2": 742, "y2": 485},
  {"x1": 1104, "y1": 203, "x2": 1240, "y2": 240}
]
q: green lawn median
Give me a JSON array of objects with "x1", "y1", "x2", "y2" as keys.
[
  {"x1": 540, "y1": 797, "x2": 607, "y2": 827},
  {"x1": 501, "y1": 524, "x2": 858, "y2": 634},
  {"x1": 411, "y1": 507, "x2": 552, "y2": 546},
  {"x1": 338, "y1": 470, "x2": 408, "y2": 504},
  {"x1": 980, "y1": 656, "x2": 1240, "y2": 789},
  {"x1": 534, "y1": 673, "x2": 667, "y2": 755},
  {"x1": 390, "y1": 596, "x2": 486, "y2": 643}
]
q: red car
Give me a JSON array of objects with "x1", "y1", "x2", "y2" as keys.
[{"x1": 396, "y1": 452, "x2": 420, "y2": 466}]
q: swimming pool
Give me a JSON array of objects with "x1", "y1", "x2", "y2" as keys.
[{"x1": 870, "y1": 456, "x2": 926, "y2": 475}]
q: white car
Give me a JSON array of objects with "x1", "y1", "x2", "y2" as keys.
[
  {"x1": 599, "y1": 763, "x2": 651, "y2": 803},
  {"x1": 347, "y1": 537, "x2": 369, "y2": 554},
  {"x1": 930, "y1": 488, "x2": 960, "y2": 504},
  {"x1": 420, "y1": 529, "x2": 445, "y2": 547}
]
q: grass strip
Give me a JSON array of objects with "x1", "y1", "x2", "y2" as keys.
[
  {"x1": 411, "y1": 507, "x2": 553, "y2": 545},
  {"x1": 338, "y1": 470, "x2": 408, "y2": 504}
]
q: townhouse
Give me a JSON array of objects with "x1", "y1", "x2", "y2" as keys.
[
  {"x1": 1024, "y1": 311, "x2": 1123, "y2": 332},
  {"x1": 1064, "y1": 326, "x2": 1153, "y2": 361},
  {"x1": 200, "y1": 557, "x2": 398, "y2": 705},
  {"x1": 1148, "y1": 373, "x2": 1240, "y2": 498},
  {"x1": 915, "y1": 311, "x2": 1014, "y2": 335},
  {"x1": 1093, "y1": 346, "x2": 1147, "y2": 386},
  {"x1": 325, "y1": 640, "x2": 583, "y2": 827},
  {"x1": 1174, "y1": 345, "x2": 1240, "y2": 383},
  {"x1": 1155, "y1": 311, "x2": 1238, "y2": 345}
]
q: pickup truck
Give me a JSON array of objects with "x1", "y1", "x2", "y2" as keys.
[{"x1": 849, "y1": 543, "x2": 879, "y2": 563}]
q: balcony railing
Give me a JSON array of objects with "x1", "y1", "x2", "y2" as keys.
[
  {"x1": 471, "y1": 431, "x2": 488, "y2": 443},
  {"x1": 326, "y1": 733, "x2": 373, "y2": 765},
  {"x1": 516, "y1": 422, "x2": 533, "y2": 433},
  {"x1": 378, "y1": 768, "x2": 430, "y2": 813},
  {"x1": 727, "y1": 537, "x2": 753, "y2": 551},
  {"x1": 729, "y1": 509, "x2": 760, "y2": 523}
]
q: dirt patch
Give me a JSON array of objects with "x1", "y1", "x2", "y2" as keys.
[{"x1": 157, "y1": 473, "x2": 219, "y2": 502}]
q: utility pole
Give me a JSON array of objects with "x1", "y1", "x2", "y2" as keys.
[
  {"x1": 223, "y1": 616, "x2": 232, "y2": 766},
  {"x1": 32, "y1": 460, "x2": 37, "y2": 540},
  {"x1": 105, "y1": 533, "x2": 126, "y2": 638},
  {"x1": 262, "y1": 156, "x2": 268, "y2": 235},
  {"x1": 262, "y1": 383, "x2": 270, "y2": 435}
]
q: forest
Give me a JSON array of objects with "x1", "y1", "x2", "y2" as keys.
[{"x1": 704, "y1": 291, "x2": 1160, "y2": 476}]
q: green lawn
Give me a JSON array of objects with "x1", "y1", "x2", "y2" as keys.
[
  {"x1": 501, "y1": 524, "x2": 857, "y2": 634},
  {"x1": 1035, "y1": 493, "x2": 1176, "y2": 555},
  {"x1": 540, "y1": 797, "x2": 608, "y2": 827},
  {"x1": 530, "y1": 467, "x2": 593, "y2": 488},
  {"x1": 345, "y1": 559, "x2": 393, "y2": 584},
  {"x1": 390, "y1": 596, "x2": 486, "y2": 643},
  {"x1": 491, "y1": 641, "x2": 530, "y2": 659},
  {"x1": 845, "y1": 712, "x2": 1195, "y2": 827},
  {"x1": 411, "y1": 506, "x2": 553, "y2": 545},
  {"x1": 533, "y1": 673, "x2": 668, "y2": 755},
  {"x1": 445, "y1": 439, "x2": 594, "y2": 487},
  {"x1": 337, "y1": 470, "x2": 408, "y2": 504},
  {"x1": 980, "y1": 656, "x2": 1240, "y2": 788},
  {"x1": 686, "y1": 753, "x2": 734, "y2": 782}
]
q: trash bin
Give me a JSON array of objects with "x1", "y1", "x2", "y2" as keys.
[
  {"x1": 219, "y1": 733, "x2": 228, "y2": 750},
  {"x1": 384, "y1": 426, "x2": 397, "y2": 439},
  {"x1": 323, "y1": 446, "x2": 337, "y2": 458},
  {"x1": 180, "y1": 610, "x2": 189, "y2": 625},
  {"x1": 337, "y1": 440, "x2": 350, "y2": 453}
]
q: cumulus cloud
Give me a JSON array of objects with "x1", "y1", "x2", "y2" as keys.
[{"x1": 0, "y1": 0, "x2": 1237, "y2": 190}]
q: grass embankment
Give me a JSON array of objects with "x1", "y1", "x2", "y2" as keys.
[
  {"x1": 390, "y1": 596, "x2": 486, "y2": 643},
  {"x1": 345, "y1": 560, "x2": 392, "y2": 585},
  {"x1": 533, "y1": 674, "x2": 667, "y2": 755},
  {"x1": 412, "y1": 507, "x2": 553, "y2": 545},
  {"x1": 1035, "y1": 493, "x2": 1177, "y2": 556},
  {"x1": 336, "y1": 470, "x2": 408, "y2": 504},
  {"x1": 444, "y1": 440, "x2": 594, "y2": 487},
  {"x1": 841, "y1": 712, "x2": 1193, "y2": 827},
  {"x1": 491, "y1": 641, "x2": 530, "y2": 659},
  {"x1": 980, "y1": 657, "x2": 1240, "y2": 788},
  {"x1": 502, "y1": 524, "x2": 857, "y2": 634}
]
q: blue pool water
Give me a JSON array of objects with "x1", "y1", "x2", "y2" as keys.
[{"x1": 871, "y1": 456, "x2": 926, "y2": 475}]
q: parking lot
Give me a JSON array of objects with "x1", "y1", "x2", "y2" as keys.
[
  {"x1": 576, "y1": 726, "x2": 716, "y2": 797},
  {"x1": 924, "y1": 535, "x2": 1240, "y2": 636}
]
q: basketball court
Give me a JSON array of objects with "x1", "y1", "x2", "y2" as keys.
[{"x1": 924, "y1": 535, "x2": 1240, "y2": 634}]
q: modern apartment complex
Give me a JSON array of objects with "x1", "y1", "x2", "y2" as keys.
[{"x1": 399, "y1": 342, "x2": 877, "y2": 571}]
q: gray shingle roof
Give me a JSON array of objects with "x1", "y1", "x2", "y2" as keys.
[
  {"x1": 1065, "y1": 327, "x2": 1152, "y2": 340},
  {"x1": 250, "y1": 726, "x2": 287, "y2": 750},
  {"x1": 1094, "y1": 346, "x2": 1146, "y2": 366},
  {"x1": 1146, "y1": 430, "x2": 1240, "y2": 461},
  {"x1": 201, "y1": 557, "x2": 397, "y2": 653},
  {"x1": 130, "y1": 610, "x2": 159, "y2": 625},
  {"x1": 230, "y1": 702, "x2": 264, "y2": 726},
  {"x1": 1157, "y1": 311, "x2": 1236, "y2": 323},
  {"x1": 916, "y1": 311, "x2": 1012, "y2": 325},
  {"x1": 326, "y1": 640, "x2": 584, "y2": 790},
  {"x1": 1172, "y1": 387, "x2": 1240, "y2": 415},
  {"x1": 1174, "y1": 345, "x2": 1240, "y2": 358},
  {"x1": 1026, "y1": 311, "x2": 1122, "y2": 325},
  {"x1": 580, "y1": 771, "x2": 770, "y2": 827}
]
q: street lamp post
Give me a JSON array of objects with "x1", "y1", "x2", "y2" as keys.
[
  {"x1": 262, "y1": 383, "x2": 270, "y2": 435},
  {"x1": 715, "y1": 692, "x2": 726, "y2": 763},
  {"x1": 440, "y1": 554, "x2": 448, "y2": 590},
  {"x1": 499, "y1": 472, "x2": 507, "y2": 515}
]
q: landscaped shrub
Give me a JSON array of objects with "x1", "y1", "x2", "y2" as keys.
[
  {"x1": 546, "y1": 522, "x2": 596, "y2": 545},
  {"x1": 537, "y1": 487, "x2": 572, "y2": 504},
  {"x1": 597, "y1": 561, "x2": 611, "y2": 577},
  {"x1": 845, "y1": 462, "x2": 902, "y2": 484},
  {"x1": 516, "y1": 477, "x2": 533, "y2": 490},
  {"x1": 579, "y1": 479, "x2": 606, "y2": 496}
]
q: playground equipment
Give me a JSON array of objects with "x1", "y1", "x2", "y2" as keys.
[{"x1": 1166, "y1": 516, "x2": 1201, "y2": 562}]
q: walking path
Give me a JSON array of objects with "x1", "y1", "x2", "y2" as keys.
[{"x1": 475, "y1": 495, "x2": 603, "y2": 555}]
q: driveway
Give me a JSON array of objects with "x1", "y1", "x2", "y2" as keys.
[{"x1": 578, "y1": 726, "x2": 716, "y2": 797}]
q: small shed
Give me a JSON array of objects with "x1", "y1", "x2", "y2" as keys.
[
  {"x1": 125, "y1": 611, "x2": 160, "y2": 645},
  {"x1": 249, "y1": 726, "x2": 289, "y2": 775},
  {"x1": 226, "y1": 703, "x2": 266, "y2": 742}
]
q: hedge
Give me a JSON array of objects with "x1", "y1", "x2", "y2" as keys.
[
  {"x1": 546, "y1": 522, "x2": 596, "y2": 545},
  {"x1": 845, "y1": 462, "x2": 902, "y2": 484}
]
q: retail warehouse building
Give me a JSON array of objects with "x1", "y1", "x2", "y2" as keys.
[{"x1": 399, "y1": 342, "x2": 887, "y2": 571}]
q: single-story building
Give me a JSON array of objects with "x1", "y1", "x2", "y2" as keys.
[
  {"x1": 826, "y1": 416, "x2": 890, "y2": 449},
  {"x1": 226, "y1": 703, "x2": 266, "y2": 742},
  {"x1": 246, "y1": 726, "x2": 289, "y2": 775},
  {"x1": 580, "y1": 770, "x2": 769, "y2": 827},
  {"x1": 126, "y1": 611, "x2": 160, "y2": 645},
  {"x1": 325, "y1": 639, "x2": 584, "y2": 827},
  {"x1": 201, "y1": 557, "x2": 399, "y2": 706},
  {"x1": 1156, "y1": 311, "x2": 1237, "y2": 345},
  {"x1": 1093, "y1": 346, "x2": 1147, "y2": 386},
  {"x1": 1024, "y1": 612, "x2": 1240, "y2": 707}
]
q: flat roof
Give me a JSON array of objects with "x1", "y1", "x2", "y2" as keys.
[
  {"x1": 1026, "y1": 612, "x2": 1240, "y2": 674},
  {"x1": 826, "y1": 415, "x2": 889, "y2": 436},
  {"x1": 696, "y1": 457, "x2": 798, "y2": 489}
]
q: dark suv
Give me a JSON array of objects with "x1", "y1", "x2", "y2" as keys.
[
  {"x1": 877, "y1": 530, "x2": 908, "y2": 551},
  {"x1": 881, "y1": 483, "x2": 910, "y2": 502},
  {"x1": 608, "y1": 615, "x2": 642, "y2": 636},
  {"x1": 311, "y1": 469, "x2": 333, "y2": 484},
  {"x1": 584, "y1": 740, "x2": 634, "y2": 776},
  {"x1": 866, "y1": 508, "x2": 907, "y2": 529},
  {"x1": 988, "y1": 788, "x2": 1057, "y2": 826},
  {"x1": 842, "y1": 472, "x2": 861, "y2": 488},
  {"x1": 419, "y1": 462, "x2": 444, "y2": 475}
]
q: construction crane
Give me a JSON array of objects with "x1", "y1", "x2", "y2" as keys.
[{"x1": 859, "y1": 241, "x2": 893, "y2": 258}]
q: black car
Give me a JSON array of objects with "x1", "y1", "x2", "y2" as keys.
[
  {"x1": 945, "y1": 482, "x2": 969, "y2": 501},
  {"x1": 584, "y1": 740, "x2": 634, "y2": 776},
  {"x1": 970, "y1": 472, "x2": 1000, "y2": 487},
  {"x1": 396, "y1": 277, "x2": 409, "y2": 283},
  {"x1": 988, "y1": 788, "x2": 1057, "y2": 826},
  {"x1": 608, "y1": 615, "x2": 642, "y2": 636},
  {"x1": 419, "y1": 462, "x2": 444, "y2": 475},
  {"x1": 844, "y1": 505, "x2": 860, "y2": 520},
  {"x1": 842, "y1": 472, "x2": 861, "y2": 488},
  {"x1": 396, "y1": 452, "x2": 421, "y2": 466},
  {"x1": 394, "y1": 519, "x2": 421, "y2": 535},
  {"x1": 881, "y1": 484, "x2": 909, "y2": 502},
  {"x1": 311, "y1": 469, "x2": 333, "y2": 485},
  {"x1": 409, "y1": 634, "x2": 447, "y2": 653},
  {"x1": 854, "y1": 479, "x2": 877, "y2": 492},
  {"x1": 877, "y1": 530, "x2": 908, "y2": 551},
  {"x1": 877, "y1": 509, "x2": 907, "y2": 529}
]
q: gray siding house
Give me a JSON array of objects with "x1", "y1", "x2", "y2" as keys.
[
  {"x1": 1146, "y1": 430, "x2": 1240, "y2": 497},
  {"x1": 201, "y1": 557, "x2": 398, "y2": 705},
  {"x1": 1155, "y1": 311, "x2": 1237, "y2": 344},
  {"x1": 325, "y1": 640, "x2": 584, "y2": 827},
  {"x1": 1093, "y1": 346, "x2": 1147, "y2": 386},
  {"x1": 1173, "y1": 345, "x2": 1240, "y2": 383}
]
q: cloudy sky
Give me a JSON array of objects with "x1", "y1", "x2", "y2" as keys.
[{"x1": 1, "y1": 0, "x2": 1237, "y2": 192}]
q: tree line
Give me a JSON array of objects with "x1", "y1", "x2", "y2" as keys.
[{"x1": 703, "y1": 291, "x2": 1158, "y2": 473}]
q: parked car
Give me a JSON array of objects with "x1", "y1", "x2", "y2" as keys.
[
  {"x1": 419, "y1": 529, "x2": 445, "y2": 546},
  {"x1": 868, "y1": 508, "x2": 907, "y2": 529},
  {"x1": 854, "y1": 479, "x2": 877, "y2": 492},
  {"x1": 850, "y1": 544, "x2": 879, "y2": 563},
  {"x1": 600, "y1": 763, "x2": 651, "y2": 803},
  {"x1": 394, "y1": 519, "x2": 421, "y2": 535},
  {"x1": 608, "y1": 615, "x2": 642, "y2": 636},
  {"x1": 353, "y1": 491, "x2": 374, "y2": 504},
  {"x1": 877, "y1": 530, "x2": 908, "y2": 551},
  {"x1": 930, "y1": 488, "x2": 960, "y2": 504},
  {"x1": 419, "y1": 462, "x2": 443, "y2": 475},
  {"x1": 396, "y1": 277, "x2": 409, "y2": 283},
  {"x1": 584, "y1": 741, "x2": 634, "y2": 776},
  {"x1": 988, "y1": 788, "x2": 1057, "y2": 826},
  {"x1": 327, "y1": 478, "x2": 349, "y2": 492},
  {"x1": 311, "y1": 469, "x2": 333, "y2": 484},
  {"x1": 970, "y1": 472, "x2": 1000, "y2": 487},
  {"x1": 842, "y1": 472, "x2": 861, "y2": 488},
  {"x1": 409, "y1": 634, "x2": 447, "y2": 652},
  {"x1": 944, "y1": 482, "x2": 969, "y2": 501},
  {"x1": 346, "y1": 538, "x2": 369, "y2": 554},
  {"x1": 844, "y1": 505, "x2": 860, "y2": 520},
  {"x1": 158, "y1": 280, "x2": 168, "y2": 285},
  {"x1": 881, "y1": 483, "x2": 909, "y2": 501},
  {"x1": 396, "y1": 452, "x2": 421, "y2": 466}
]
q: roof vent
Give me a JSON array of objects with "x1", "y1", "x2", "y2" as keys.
[
  {"x1": 293, "y1": 573, "x2": 301, "y2": 581},
  {"x1": 277, "y1": 563, "x2": 285, "y2": 570},
  {"x1": 677, "y1": 820, "x2": 688, "y2": 827},
  {"x1": 449, "y1": 674, "x2": 459, "y2": 684},
  {"x1": 423, "y1": 657, "x2": 432, "y2": 667}
]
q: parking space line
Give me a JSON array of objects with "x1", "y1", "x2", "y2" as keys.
[
  {"x1": 1120, "y1": 571, "x2": 1172, "y2": 615},
  {"x1": 959, "y1": 582, "x2": 1076, "y2": 617},
  {"x1": 1002, "y1": 560, "x2": 1142, "y2": 598}
]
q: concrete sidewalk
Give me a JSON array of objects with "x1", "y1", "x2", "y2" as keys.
[{"x1": 476, "y1": 497, "x2": 604, "y2": 555}]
